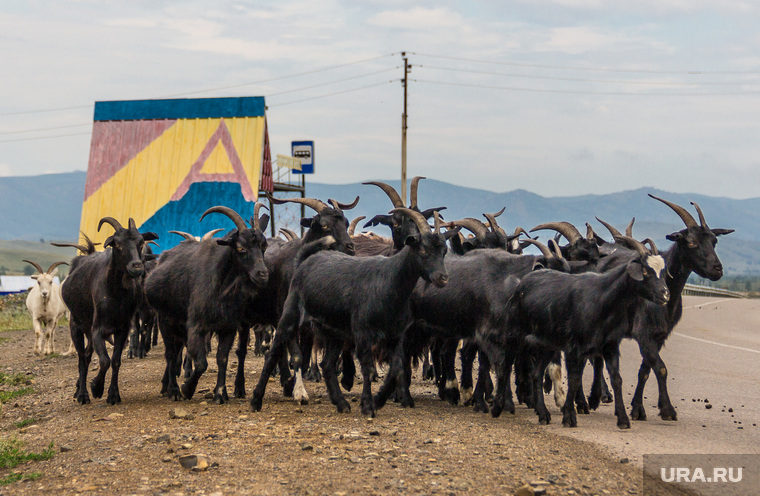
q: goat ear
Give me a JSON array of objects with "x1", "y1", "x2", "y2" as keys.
[
  {"x1": 31, "y1": 274, "x2": 39, "y2": 280},
  {"x1": 300, "y1": 217, "x2": 314, "y2": 228},
  {"x1": 532, "y1": 261, "x2": 546, "y2": 271},
  {"x1": 216, "y1": 232, "x2": 237, "y2": 247},
  {"x1": 144, "y1": 253, "x2": 160, "y2": 262},
  {"x1": 712, "y1": 228, "x2": 734, "y2": 237},
  {"x1": 363, "y1": 215, "x2": 393, "y2": 228},
  {"x1": 419, "y1": 207, "x2": 446, "y2": 220},
  {"x1": 626, "y1": 261, "x2": 645, "y2": 281},
  {"x1": 141, "y1": 231, "x2": 159, "y2": 242},
  {"x1": 443, "y1": 226, "x2": 461, "y2": 240},
  {"x1": 665, "y1": 230, "x2": 684, "y2": 242},
  {"x1": 103, "y1": 235, "x2": 114, "y2": 248},
  {"x1": 404, "y1": 234, "x2": 420, "y2": 247},
  {"x1": 258, "y1": 213, "x2": 270, "y2": 232}
]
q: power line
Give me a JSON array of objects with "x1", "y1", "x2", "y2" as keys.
[
  {"x1": 0, "y1": 123, "x2": 92, "y2": 136},
  {"x1": 161, "y1": 53, "x2": 397, "y2": 98},
  {"x1": 413, "y1": 78, "x2": 760, "y2": 96},
  {"x1": 0, "y1": 131, "x2": 91, "y2": 143},
  {"x1": 414, "y1": 52, "x2": 760, "y2": 75},
  {"x1": 417, "y1": 64, "x2": 759, "y2": 86},
  {"x1": 267, "y1": 67, "x2": 399, "y2": 97},
  {"x1": 268, "y1": 80, "x2": 396, "y2": 108},
  {"x1": 0, "y1": 105, "x2": 92, "y2": 117}
]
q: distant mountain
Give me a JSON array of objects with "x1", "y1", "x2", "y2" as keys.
[{"x1": 0, "y1": 172, "x2": 757, "y2": 275}]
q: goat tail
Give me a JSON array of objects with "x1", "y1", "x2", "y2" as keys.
[{"x1": 295, "y1": 236, "x2": 336, "y2": 267}]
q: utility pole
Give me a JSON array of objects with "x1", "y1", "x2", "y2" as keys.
[{"x1": 401, "y1": 52, "x2": 410, "y2": 205}]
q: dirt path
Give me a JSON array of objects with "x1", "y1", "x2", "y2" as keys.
[{"x1": 0, "y1": 328, "x2": 692, "y2": 496}]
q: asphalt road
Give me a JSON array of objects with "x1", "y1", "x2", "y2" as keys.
[{"x1": 531, "y1": 296, "x2": 760, "y2": 496}]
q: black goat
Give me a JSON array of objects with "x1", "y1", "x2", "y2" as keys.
[
  {"x1": 128, "y1": 241, "x2": 160, "y2": 359},
  {"x1": 251, "y1": 209, "x2": 456, "y2": 417},
  {"x1": 61, "y1": 217, "x2": 158, "y2": 405},
  {"x1": 246, "y1": 194, "x2": 359, "y2": 402},
  {"x1": 530, "y1": 221, "x2": 601, "y2": 270},
  {"x1": 145, "y1": 204, "x2": 269, "y2": 404},
  {"x1": 403, "y1": 238, "x2": 569, "y2": 412},
  {"x1": 594, "y1": 195, "x2": 733, "y2": 421},
  {"x1": 502, "y1": 235, "x2": 670, "y2": 429}
]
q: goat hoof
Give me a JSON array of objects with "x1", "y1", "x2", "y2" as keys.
[
  {"x1": 601, "y1": 392, "x2": 613, "y2": 404},
  {"x1": 400, "y1": 396, "x2": 415, "y2": 409},
  {"x1": 180, "y1": 384, "x2": 195, "y2": 400},
  {"x1": 630, "y1": 404, "x2": 647, "y2": 421},
  {"x1": 107, "y1": 393, "x2": 121, "y2": 405},
  {"x1": 587, "y1": 394, "x2": 601, "y2": 411},
  {"x1": 337, "y1": 400, "x2": 351, "y2": 413},
  {"x1": 90, "y1": 381, "x2": 104, "y2": 399},
  {"x1": 233, "y1": 388, "x2": 246, "y2": 399},
  {"x1": 473, "y1": 400, "x2": 489, "y2": 414},
  {"x1": 250, "y1": 394, "x2": 263, "y2": 412},
  {"x1": 76, "y1": 394, "x2": 90, "y2": 405},
  {"x1": 618, "y1": 419, "x2": 631, "y2": 429},
  {"x1": 282, "y1": 378, "x2": 295, "y2": 398},
  {"x1": 659, "y1": 406, "x2": 677, "y2": 421},
  {"x1": 576, "y1": 404, "x2": 590, "y2": 415},
  {"x1": 444, "y1": 388, "x2": 460, "y2": 406}
]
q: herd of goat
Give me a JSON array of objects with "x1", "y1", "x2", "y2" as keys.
[{"x1": 23, "y1": 177, "x2": 734, "y2": 429}]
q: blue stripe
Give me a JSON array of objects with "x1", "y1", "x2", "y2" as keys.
[
  {"x1": 94, "y1": 97, "x2": 266, "y2": 121},
  {"x1": 139, "y1": 182, "x2": 258, "y2": 253}
]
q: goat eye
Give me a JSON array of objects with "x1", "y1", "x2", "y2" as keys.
[
  {"x1": 237, "y1": 246, "x2": 246, "y2": 253},
  {"x1": 687, "y1": 242, "x2": 697, "y2": 248}
]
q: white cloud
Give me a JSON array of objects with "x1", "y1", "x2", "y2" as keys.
[{"x1": 369, "y1": 7, "x2": 464, "y2": 29}]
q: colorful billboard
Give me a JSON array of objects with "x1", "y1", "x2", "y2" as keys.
[{"x1": 80, "y1": 97, "x2": 273, "y2": 252}]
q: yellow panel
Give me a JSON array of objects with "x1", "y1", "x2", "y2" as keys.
[{"x1": 79, "y1": 116, "x2": 265, "y2": 247}]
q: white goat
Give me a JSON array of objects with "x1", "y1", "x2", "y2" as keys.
[{"x1": 24, "y1": 260, "x2": 72, "y2": 355}]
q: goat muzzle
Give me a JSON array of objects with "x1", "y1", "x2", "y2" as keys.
[{"x1": 126, "y1": 261, "x2": 145, "y2": 278}]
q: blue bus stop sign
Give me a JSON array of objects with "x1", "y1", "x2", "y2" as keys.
[{"x1": 291, "y1": 141, "x2": 314, "y2": 174}]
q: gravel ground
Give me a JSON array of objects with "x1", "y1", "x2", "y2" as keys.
[{"x1": 0, "y1": 327, "x2": 695, "y2": 496}]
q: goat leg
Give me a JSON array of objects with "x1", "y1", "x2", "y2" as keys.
[
  {"x1": 603, "y1": 346, "x2": 630, "y2": 429},
  {"x1": 320, "y1": 338, "x2": 350, "y2": 413},
  {"x1": 90, "y1": 328, "x2": 112, "y2": 399},
  {"x1": 212, "y1": 331, "x2": 235, "y2": 404},
  {"x1": 233, "y1": 326, "x2": 249, "y2": 399},
  {"x1": 106, "y1": 331, "x2": 129, "y2": 405}
]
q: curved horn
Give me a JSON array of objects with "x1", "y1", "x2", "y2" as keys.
[
  {"x1": 98, "y1": 217, "x2": 123, "y2": 232},
  {"x1": 267, "y1": 193, "x2": 328, "y2": 214},
  {"x1": 648, "y1": 194, "x2": 697, "y2": 228},
  {"x1": 253, "y1": 202, "x2": 268, "y2": 229},
  {"x1": 331, "y1": 196, "x2": 360, "y2": 211},
  {"x1": 348, "y1": 216, "x2": 366, "y2": 236},
  {"x1": 613, "y1": 235, "x2": 649, "y2": 257},
  {"x1": 626, "y1": 217, "x2": 635, "y2": 237},
  {"x1": 22, "y1": 259, "x2": 44, "y2": 274},
  {"x1": 46, "y1": 261, "x2": 69, "y2": 273},
  {"x1": 409, "y1": 176, "x2": 426, "y2": 209},
  {"x1": 483, "y1": 207, "x2": 506, "y2": 233},
  {"x1": 363, "y1": 181, "x2": 404, "y2": 208},
  {"x1": 279, "y1": 228, "x2": 299, "y2": 241},
  {"x1": 522, "y1": 238, "x2": 553, "y2": 259},
  {"x1": 449, "y1": 218, "x2": 488, "y2": 239},
  {"x1": 433, "y1": 211, "x2": 446, "y2": 235},
  {"x1": 548, "y1": 239, "x2": 564, "y2": 259},
  {"x1": 512, "y1": 227, "x2": 532, "y2": 239},
  {"x1": 585, "y1": 223, "x2": 595, "y2": 240},
  {"x1": 690, "y1": 201, "x2": 709, "y2": 228},
  {"x1": 642, "y1": 238, "x2": 659, "y2": 255},
  {"x1": 595, "y1": 217, "x2": 623, "y2": 239},
  {"x1": 389, "y1": 207, "x2": 431, "y2": 234},
  {"x1": 530, "y1": 222, "x2": 582, "y2": 243},
  {"x1": 200, "y1": 206, "x2": 247, "y2": 232},
  {"x1": 169, "y1": 230, "x2": 198, "y2": 241},
  {"x1": 201, "y1": 228, "x2": 224, "y2": 241}
]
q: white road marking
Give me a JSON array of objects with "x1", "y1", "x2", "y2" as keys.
[
  {"x1": 682, "y1": 298, "x2": 734, "y2": 309},
  {"x1": 671, "y1": 331, "x2": 760, "y2": 354}
]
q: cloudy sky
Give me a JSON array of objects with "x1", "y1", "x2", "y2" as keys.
[{"x1": 1, "y1": 1, "x2": 759, "y2": 199}]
